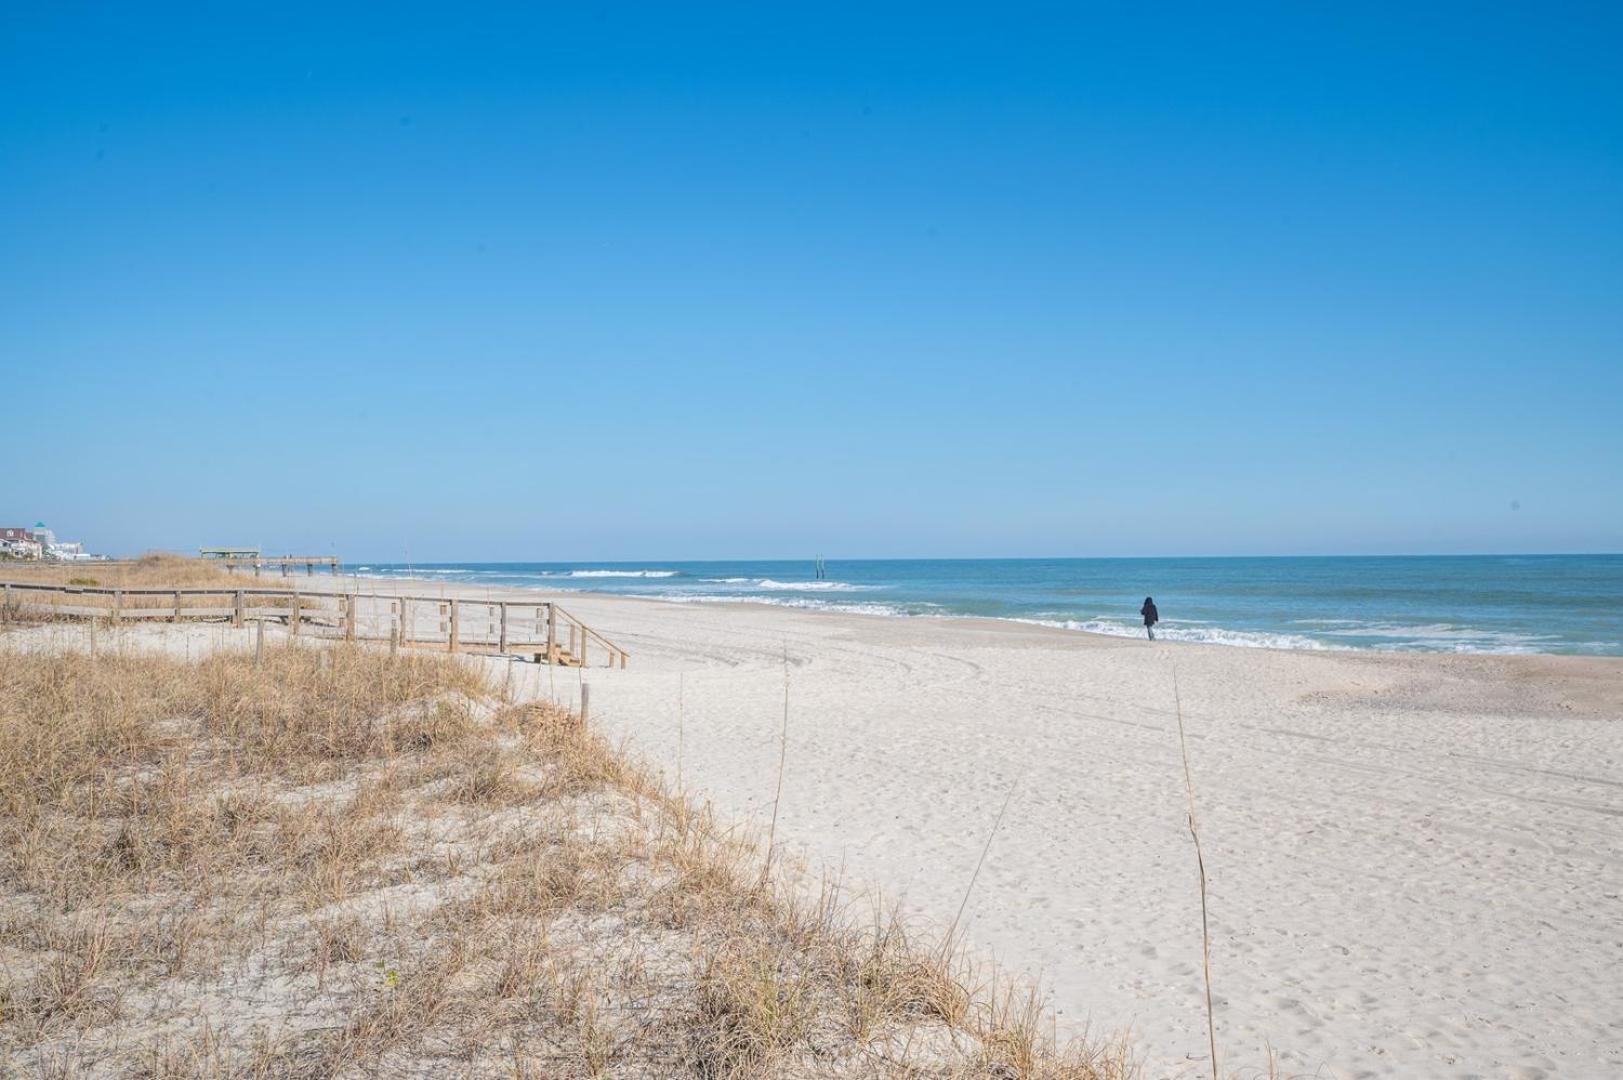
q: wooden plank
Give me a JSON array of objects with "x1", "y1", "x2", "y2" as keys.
[{"x1": 0, "y1": 582, "x2": 633, "y2": 662}]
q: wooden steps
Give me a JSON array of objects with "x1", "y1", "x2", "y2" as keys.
[{"x1": 530, "y1": 644, "x2": 582, "y2": 667}]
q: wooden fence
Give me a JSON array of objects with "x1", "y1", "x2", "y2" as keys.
[{"x1": 0, "y1": 582, "x2": 628, "y2": 668}]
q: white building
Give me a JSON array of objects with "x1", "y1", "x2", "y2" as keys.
[
  {"x1": 0, "y1": 522, "x2": 98, "y2": 561},
  {"x1": 1, "y1": 537, "x2": 42, "y2": 560}
]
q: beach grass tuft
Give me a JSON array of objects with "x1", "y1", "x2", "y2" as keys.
[{"x1": 0, "y1": 633, "x2": 1133, "y2": 1077}]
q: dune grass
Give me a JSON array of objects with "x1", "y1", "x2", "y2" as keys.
[
  {"x1": 0, "y1": 635, "x2": 1132, "y2": 1077},
  {"x1": 0, "y1": 552, "x2": 260, "y2": 591},
  {"x1": 0, "y1": 555, "x2": 315, "y2": 625}
]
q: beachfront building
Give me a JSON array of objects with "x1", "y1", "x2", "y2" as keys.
[
  {"x1": 1, "y1": 523, "x2": 98, "y2": 561},
  {"x1": 1, "y1": 528, "x2": 43, "y2": 559}
]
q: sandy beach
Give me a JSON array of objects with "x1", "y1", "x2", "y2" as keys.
[{"x1": 290, "y1": 575, "x2": 1619, "y2": 1078}]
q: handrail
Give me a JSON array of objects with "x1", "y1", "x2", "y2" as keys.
[
  {"x1": 0, "y1": 581, "x2": 629, "y2": 668},
  {"x1": 554, "y1": 603, "x2": 627, "y2": 654}
]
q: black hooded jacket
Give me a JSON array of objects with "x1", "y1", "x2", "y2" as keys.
[{"x1": 1140, "y1": 598, "x2": 1159, "y2": 626}]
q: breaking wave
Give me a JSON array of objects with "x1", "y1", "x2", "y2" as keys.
[
  {"x1": 699, "y1": 577, "x2": 879, "y2": 592},
  {"x1": 547, "y1": 570, "x2": 681, "y2": 579},
  {"x1": 1019, "y1": 617, "x2": 1331, "y2": 651}
]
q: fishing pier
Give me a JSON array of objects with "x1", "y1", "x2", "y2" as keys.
[{"x1": 199, "y1": 549, "x2": 343, "y2": 577}]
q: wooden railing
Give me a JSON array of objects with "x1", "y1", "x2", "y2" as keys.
[{"x1": 0, "y1": 582, "x2": 629, "y2": 668}]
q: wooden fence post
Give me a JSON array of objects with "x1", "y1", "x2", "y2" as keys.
[
  {"x1": 449, "y1": 600, "x2": 460, "y2": 654},
  {"x1": 113, "y1": 589, "x2": 122, "y2": 625},
  {"x1": 546, "y1": 604, "x2": 557, "y2": 664},
  {"x1": 498, "y1": 602, "x2": 508, "y2": 653},
  {"x1": 234, "y1": 590, "x2": 245, "y2": 628},
  {"x1": 400, "y1": 598, "x2": 410, "y2": 646},
  {"x1": 173, "y1": 591, "x2": 182, "y2": 623},
  {"x1": 345, "y1": 594, "x2": 357, "y2": 641},
  {"x1": 2, "y1": 583, "x2": 9, "y2": 623},
  {"x1": 290, "y1": 593, "x2": 301, "y2": 637}
]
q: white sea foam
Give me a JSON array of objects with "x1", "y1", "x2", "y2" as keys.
[
  {"x1": 752, "y1": 579, "x2": 878, "y2": 592},
  {"x1": 1305, "y1": 621, "x2": 1557, "y2": 654},
  {"x1": 549, "y1": 569, "x2": 680, "y2": 579},
  {"x1": 1018, "y1": 617, "x2": 1332, "y2": 651},
  {"x1": 653, "y1": 593, "x2": 909, "y2": 617},
  {"x1": 1320, "y1": 621, "x2": 1551, "y2": 640},
  {"x1": 696, "y1": 577, "x2": 878, "y2": 592}
]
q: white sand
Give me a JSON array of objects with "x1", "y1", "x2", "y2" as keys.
[{"x1": 26, "y1": 583, "x2": 1623, "y2": 1077}]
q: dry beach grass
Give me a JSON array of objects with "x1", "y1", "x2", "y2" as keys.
[
  {"x1": 0, "y1": 553, "x2": 250, "y2": 591},
  {"x1": 0, "y1": 630, "x2": 1132, "y2": 1077}
]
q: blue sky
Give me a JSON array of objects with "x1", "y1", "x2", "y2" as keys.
[{"x1": 3, "y1": 3, "x2": 1620, "y2": 560}]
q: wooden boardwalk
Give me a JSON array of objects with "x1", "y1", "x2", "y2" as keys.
[{"x1": 0, "y1": 582, "x2": 628, "y2": 668}]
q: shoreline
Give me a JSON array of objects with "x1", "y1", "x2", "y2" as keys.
[{"x1": 342, "y1": 567, "x2": 1623, "y2": 667}]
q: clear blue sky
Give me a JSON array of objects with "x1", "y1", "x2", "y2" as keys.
[{"x1": 4, "y1": 4, "x2": 1619, "y2": 560}]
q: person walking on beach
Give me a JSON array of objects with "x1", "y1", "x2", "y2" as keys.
[{"x1": 1140, "y1": 596, "x2": 1159, "y2": 640}]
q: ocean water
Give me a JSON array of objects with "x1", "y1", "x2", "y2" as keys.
[{"x1": 352, "y1": 555, "x2": 1623, "y2": 656}]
